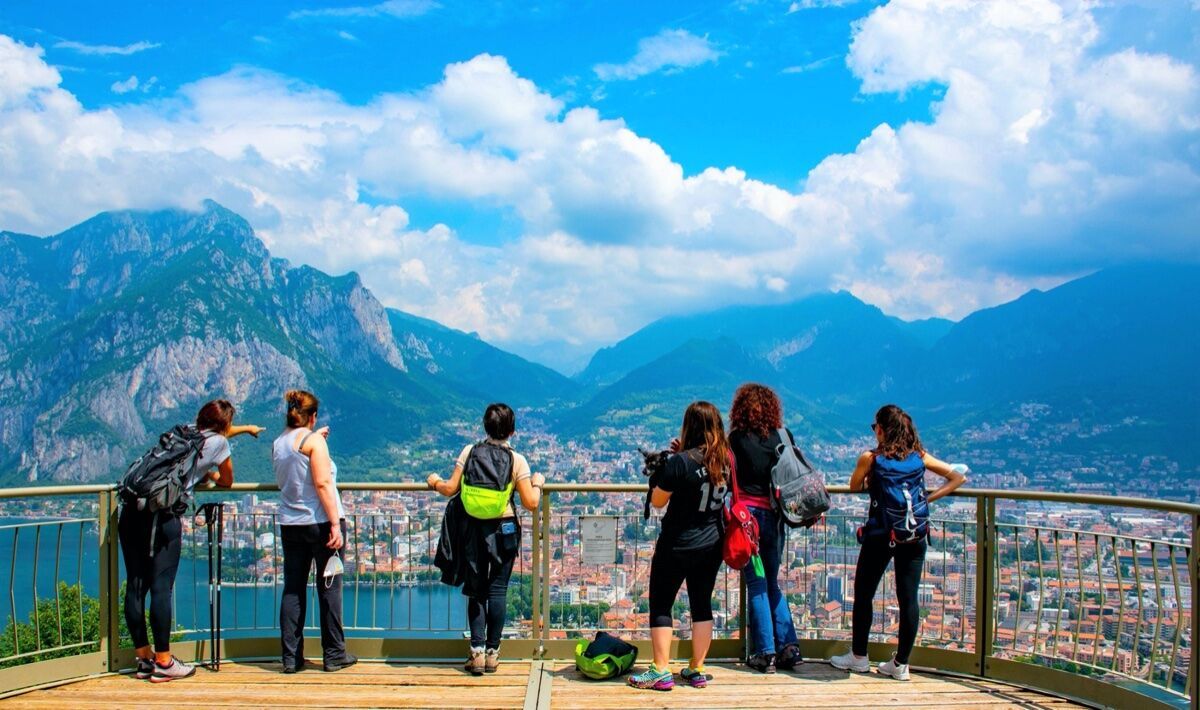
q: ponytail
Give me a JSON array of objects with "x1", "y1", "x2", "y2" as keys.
[
  {"x1": 874, "y1": 404, "x2": 923, "y2": 460},
  {"x1": 285, "y1": 390, "x2": 319, "y2": 428}
]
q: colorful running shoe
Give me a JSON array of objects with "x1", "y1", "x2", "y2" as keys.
[
  {"x1": 149, "y1": 656, "x2": 196, "y2": 683},
  {"x1": 680, "y1": 667, "x2": 708, "y2": 688},
  {"x1": 627, "y1": 664, "x2": 674, "y2": 691}
]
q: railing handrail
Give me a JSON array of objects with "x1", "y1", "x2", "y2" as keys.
[{"x1": 3, "y1": 482, "x2": 1196, "y2": 515}]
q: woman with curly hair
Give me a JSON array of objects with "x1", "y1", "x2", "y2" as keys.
[{"x1": 727, "y1": 383, "x2": 802, "y2": 673}]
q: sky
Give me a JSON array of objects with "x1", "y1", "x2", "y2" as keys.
[{"x1": 0, "y1": 0, "x2": 1198, "y2": 373}]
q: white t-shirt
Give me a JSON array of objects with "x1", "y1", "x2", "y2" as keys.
[{"x1": 183, "y1": 432, "x2": 231, "y2": 492}]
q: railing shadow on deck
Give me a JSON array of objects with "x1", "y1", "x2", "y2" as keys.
[{"x1": 0, "y1": 481, "x2": 1194, "y2": 709}]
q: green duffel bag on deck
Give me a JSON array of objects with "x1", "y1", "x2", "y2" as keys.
[{"x1": 574, "y1": 631, "x2": 638, "y2": 680}]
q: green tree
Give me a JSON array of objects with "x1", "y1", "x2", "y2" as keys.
[{"x1": 0, "y1": 583, "x2": 99, "y2": 668}]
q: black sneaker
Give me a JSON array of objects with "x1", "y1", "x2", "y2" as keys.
[
  {"x1": 134, "y1": 657, "x2": 154, "y2": 680},
  {"x1": 776, "y1": 643, "x2": 804, "y2": 671},
  {"x1": 324, "y1": 653, "x2": 358, "y2": 672},
  {"x1": 746, "y1": 653, "x2": 776, "y2": 674},
  {"x1": 282, "y1": 660, "x2": 305, "y2": 674}
]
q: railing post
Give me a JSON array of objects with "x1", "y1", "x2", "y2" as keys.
[
  {"x1": 96, "y1": 490, "x2": 121, "y2": 671},
  {"x1": 539, "y1": 493, "x2": 551, "y2": 658},
  {"x1": 1189, "y1": 513, "x2": 1198, "y2": 710},
  {"x1": 975, "y1": 495, "x2": 995, "y2": 677}
]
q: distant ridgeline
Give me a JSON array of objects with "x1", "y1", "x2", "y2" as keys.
[{"x1": 0, "y1": 202, "x2": 1196, "y2": 485}]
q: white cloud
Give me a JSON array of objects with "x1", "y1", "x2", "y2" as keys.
[
  {"x1": 0, "y1": 0, "x2": 1198, "y2": 367},
  {"x1": 53, "y1": 39, "x2": 160, "y2": 56},
  {"x1": 289, "y1": 0, "x2": 438, "y2": 20},
  {"x1": 110, "y1": 75, "x2": 139, "y2": 94},
  {"x1": 338, "y1": 30, "x2": 358, "y2": 41},
  {"x1": 781, "y1": 55, "x2": 836, "y2": 73},
  {"x1": 594, "y1": 29, "x2": 721, "y2": 81},
  {"x1": 789, "y1": 0, "x2": 863, "y2": 12}
]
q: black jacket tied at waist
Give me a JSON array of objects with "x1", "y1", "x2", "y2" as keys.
[{"x1": 434, "y1": 496, "x2": 521, "y2": 598}]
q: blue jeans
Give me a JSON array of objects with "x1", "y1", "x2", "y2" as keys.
[{"x1": 743, "y1": 506, "x2": 798, "y2": 656}]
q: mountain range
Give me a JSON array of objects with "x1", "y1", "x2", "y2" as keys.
[{"x1": 1, "y1": 202, "x2": 1195, "y2": 484}]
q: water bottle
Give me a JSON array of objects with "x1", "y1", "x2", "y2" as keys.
[{"x1": 950, "y1": 463, "x2": 970, "y2": 475}]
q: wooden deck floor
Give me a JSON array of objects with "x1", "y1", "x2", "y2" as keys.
[{"x1": 4, "y1": 660, "x2": 1088, "y2": 709}]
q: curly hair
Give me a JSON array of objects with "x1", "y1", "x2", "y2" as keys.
[
  {"x1": 729, "y1": 383, "x2": 783, "y2": 439},
  {"x1": 874, "y1": 404, "x2": 924, "y2": 460}
]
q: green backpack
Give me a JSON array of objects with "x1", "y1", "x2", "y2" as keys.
[
  {"x1": 574, "y1": 632, "x2": 638, "y2": 680},
  {"x1": 460, "y1": 441, "x2": 515, "y2": 520}
]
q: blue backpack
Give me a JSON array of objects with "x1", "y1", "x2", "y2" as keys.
[{"x1": 858, "y1": 452, "x2": 929, "y2": 546}]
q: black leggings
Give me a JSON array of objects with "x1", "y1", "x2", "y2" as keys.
[
  {"x1": 467, "y1": 555, "x2": 514, "y2": 650},
  {"x1": 648, "y1": 543, "x2": 723, "y2": 628},
  {"x1": 118, "y1": 506, "x2": 182, "y2": 652},
  {"x1": 852, "y1": 536, "x2": 927, "y2": 664}
]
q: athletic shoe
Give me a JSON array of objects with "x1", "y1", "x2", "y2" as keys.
[
  {"x1": 149, "y1": 657, "x2": 196, "y2": 683},
  {"x1": 324, "y1": 653, "x2": 358, "y2": 673},
  {"x1": 776, "y1": 643, "x2": 804, "y2": 670},
  {"x1": 281, "y1": 660, "x2": 305, "y2": 674},
  {"x1": 878, "y1": 654, "x2": 910, "y2": 681},
  {"x1": 134, "y1": 657, "x2": 154, "y2": 680},
  {"x1": 746, "y1": 653, "x2": 776, "y2": 674},
  {"x1": 627, "y1": 664, "x2": 674, "y2": 691},
  {"x1": 484, "y1": 648, "x2": 500, "y2": 674},
  {"x1": 680, "y1": 667, "x2": 708, "y2": 688},
  {"x1": 830, "y1": 651, "x2": 870, "y2": 673},
  {"x1": 464, "y1": 648, "x2": 485, "y2": 676}
]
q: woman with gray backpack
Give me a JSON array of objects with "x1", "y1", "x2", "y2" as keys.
[
  {"x1": 118, "y1": 399, "x2": 264, "y2": 682},
  {"x1": 830, "y1": 404, "x2": 966, "y2": 680},
  {"x1": 727, "y1": 383, "x2": 811, "y2": 673}
]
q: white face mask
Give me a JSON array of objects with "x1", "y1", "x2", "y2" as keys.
[{"x1": 323, "y1": 555, "x2": 344, "y2": 588}]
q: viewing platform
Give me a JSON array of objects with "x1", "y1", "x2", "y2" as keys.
[{"x1": 0, "y1": 482, "x2": 1194, "y2": 709}]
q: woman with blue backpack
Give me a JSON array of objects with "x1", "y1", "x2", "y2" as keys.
[
  {"x1": 428, "y1": 403, "x2": 544, "y2": 676},
  {"x1": 830, "y1": 404, "x2": 966, "y2": 680},
  {"x1": 727, "y1": 383, "x2": 803, "y2": 673}
]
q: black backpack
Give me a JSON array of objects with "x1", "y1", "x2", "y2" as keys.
[
  {"x1": 770, "y1": 428, "x2": 830, "y2": 528},
  {"x1": 118, "y1": 425, "x2": 208, "y2": 516},
  {"x1": 459, "y1": 441, "x2": 515, "y2": 519}
]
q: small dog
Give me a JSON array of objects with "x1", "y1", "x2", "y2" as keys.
[
  {"x1": 638, "y1": 448, "x2": 671, "y2": 519},
  {"x1": 638, "y1": 447, "x2": 669, "y2": 481}
]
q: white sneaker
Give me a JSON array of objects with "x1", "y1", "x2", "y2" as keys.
[
  {"x1": 830, "y1": 651, "x2": 870, "y2": 673},
  {"x1": 878, "y1": 655, "x2": 910, "y2": 681}
]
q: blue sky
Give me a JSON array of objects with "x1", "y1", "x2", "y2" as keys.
[{"x1": 1, "y1": 0, "x2": 1198, "y2": 371}]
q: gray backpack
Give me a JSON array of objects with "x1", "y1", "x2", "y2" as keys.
[{"x1": 770, "y1": 428, "x2": 830, "y2": 528}]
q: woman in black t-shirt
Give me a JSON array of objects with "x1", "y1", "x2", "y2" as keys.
[{"x1": 629, "y1": 401, "x2": 729, "y2": 692}]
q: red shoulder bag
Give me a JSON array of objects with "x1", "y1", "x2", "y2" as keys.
[{"x1": 722, "y1": 452, "x2": 764, "y2": 575}]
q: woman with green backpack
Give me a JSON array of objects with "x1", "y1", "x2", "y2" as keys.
[{"x1": 428, "y1": 403, "x2": 544, "y2": 675}]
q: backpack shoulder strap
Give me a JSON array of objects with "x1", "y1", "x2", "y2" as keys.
[{"x1": 297, "y1": 429, "x2": 316, "y2": 451}]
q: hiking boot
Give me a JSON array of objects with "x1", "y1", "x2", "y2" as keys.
[
  {"x1": 484, "y1": 648, "x2": 500, "y2": 673},
  {"x1": 149, "y1": 656, "x2": 196, "y2": 683},
  {"x1": 680, "y1": 666, "x2": 708, "y2": 688},
  {"x1": 627, "y1": 664, "x2": 673, "y2": 690},
  {"x1": 134, "y1": 657, "x2": 154, "y2": 680},
  {"x1": 830, "y1": 651, "x2": 870, "y2": 673},
  {"x1": 746, "y1": 652, "x2": 776, "y2": 674},
  {"x1": 878, "y1": 654, "x2": 910, "y2": 681},
  {"x1": 324, "y1": 653, "x2": 358, "y2": 673},
  {"x1": 464, "y1": 648, "x2": 485, "y2": 676},
  {"x1": 776, "y1": 643, "x2": 804, "y2": 670}
]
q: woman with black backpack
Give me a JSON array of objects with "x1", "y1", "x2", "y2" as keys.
[
  {"x1": 428, "y1": 403, "x2": 544, "y2": 676},
  {"x1": 727, "y1": 383, "x2": 803, "y2": 673},
  {"x1": 119, "y1": 399, "x2": 264, "y2": 683},
  {"x1": 830, "y1": 404, "x2": 966, "y2": 680},
  {"x1": 629, "y1": 401, "x2": 729, "y2": 692}
]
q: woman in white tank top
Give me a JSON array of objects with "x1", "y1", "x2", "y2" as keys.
[{"x1": 271, "y1": 390, "x2": 355, "y2": 674}]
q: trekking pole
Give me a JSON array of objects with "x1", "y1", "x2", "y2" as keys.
[
  {"x1": 194, "y1": 503, "x2": 221, "y2": 671},
  {"x1": 215, "y1": 502, "x2": 224, "y2": 671}
]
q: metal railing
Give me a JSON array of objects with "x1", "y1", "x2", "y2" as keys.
[{"x1": 0, "y1": 482, "x2": 1194, "y2": 709}]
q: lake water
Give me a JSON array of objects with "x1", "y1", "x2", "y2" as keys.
[{"x1": 0, "y1": 517, "x2": 465, "y2": 639}]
